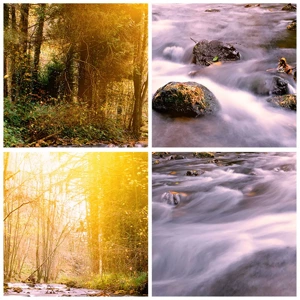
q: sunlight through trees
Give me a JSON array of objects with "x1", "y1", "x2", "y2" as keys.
[{"x1": 4, "y1": 152, "x2": 148, "y2": 290}]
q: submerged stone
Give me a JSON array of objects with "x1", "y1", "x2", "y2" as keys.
[
  {"x1": 205, "y1": 9, "x2": 220, "y2": 12},
  {"x1": 237, "y1": 74, "x2": 289, "y2": 96},
  {"x1": 161, "y1": 192, "x2": 180, "y2": 206}
]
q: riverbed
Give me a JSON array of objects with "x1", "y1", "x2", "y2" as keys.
[
  {"x1": 4, "y1": 283, "x2": 109, "y2": 297},
  {"x1": 152, "y1": 152, "x2": 296, "y2": 296},
  {"x1": 152, "y1": 3, "x2": 296, "y2": 147}
]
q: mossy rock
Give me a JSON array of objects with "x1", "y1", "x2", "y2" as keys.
[
  {"x1": 282, "y1": 3, "x2": 296, "y2": 11},
  {"x1": 287, "y1": 20, "x2": 296, "y2": 30},
  {"x1": 267, "y1": 94, "x2": 296, "y2": 111},
  {"x1": 152, "y1": 81, "x2": 220, "y2": 117},
  {"x1": 192, "y1": 39, "x2": 240, "y2": 66},
  {"x1": 193, "y1": 152, "x2": 215, "y2": 158}
]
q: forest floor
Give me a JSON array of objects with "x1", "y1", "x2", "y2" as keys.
[
  {"x1": 24, "y1": 137, "x2": 148, "y2": 148},
  {"x1": 4, "y1": 99, "x2": 148, "y2": 148}
]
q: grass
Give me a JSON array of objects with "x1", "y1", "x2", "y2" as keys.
[{"x1": 59, "y1": 272, "x2": 148, "y2": 296}]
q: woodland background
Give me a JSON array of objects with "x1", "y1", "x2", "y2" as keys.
[
  {"x1": 3, "y1": 152, "x2": 148, "y2": 294},
  {"x1": 3, "y1": 4, "x2": 148, "y2": 147}
]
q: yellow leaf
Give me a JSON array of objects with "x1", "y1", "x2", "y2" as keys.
[{"x1": 213, "y1": 61, "x2": 222, "y2": 66}]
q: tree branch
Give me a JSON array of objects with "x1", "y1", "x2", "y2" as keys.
[{"x1": 4, "y1": 201, "x2": 35, "y2": 222}]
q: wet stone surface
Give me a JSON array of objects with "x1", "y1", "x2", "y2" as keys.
[
  {"x1": 54, "y1": 141, "x2": 148, "y2": 148},
  {"x1": 4, "y1": 283, "x2": 114, "y2": 297}
]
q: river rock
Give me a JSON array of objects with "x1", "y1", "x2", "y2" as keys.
[
  {"x1": 287, "y1": 20, "x2": 296, "y2": 30},
  {"x1": 293, "y1": 68, "x2": 296, "y2": 82},
  {"x1": 237, "y1": 75, "x2": 289, "y2": 96},
  {"x1": 244, "y1": 4, "x2": 260, "y2": 8},
  {"x1": 152, "y1": 82, "x2": 220, "y2": 117},
  {"x1": 271, "y1": 76, "x2": 290, "y2": 95},
  {"x1": 153, "y1": 152, "x2": 170, "y2": 158},
  {"x1": 192, "y1": 40, "x2": 240, "y2": 66},
  {"x1": 205, "y1": 9, "x2": 220, "y2": 12},
  {"x1": 282, "y1": 3, "x2": 296, "y2": 11},
  {"x1": 267, "y1": 94, "x2": 296, "y2": 111},
  {"x1": 209, "y1": 248, "x2": 296, "y2": 296},
  {"x1": 169, "y1": 154, "x2": 185, "y2": 160},
  {"x1": 186, "y1": 170, "x2": 199, "y2": 176},
  {"x1": 193, "y1": 152, "x2": 215, "y2": 158},
  {"x1": 12, "y1": 287, "x2": 23, "y2": 293},
  {"x1": 161, "y1": 192, "x2": 180, "y2": 206}
]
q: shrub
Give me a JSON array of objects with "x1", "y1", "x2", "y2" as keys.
[{"x1": 4, "y1": 97, "x2": 135, "y2": 147}]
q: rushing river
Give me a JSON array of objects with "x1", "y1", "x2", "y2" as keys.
[
  {"x1": 152, "y1": 152, "x2": 296, "y2": 296},
  {"x1": 152, "y1": 4, "x2": 296, "y2": 147}
]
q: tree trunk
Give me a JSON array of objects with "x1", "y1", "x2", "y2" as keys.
[
  {"x1": 63, "y1": 45, "x2": 75, "y2": 102},
  {"x1": 78, "y1": 41, "x2": 93, "y2": 107},
  {"x1": 131, "y1": 11, "x2": 148, "y2": 138},
  {"x1": 86, "y1": 154, "x2": 101, "y2": 275},
  {"x1": 32, "y1": 4, "x2": 46, "y2": 100},
  {"x1": 10, "y1": 4, "x2": 17, "y2": 102},
  {"x1": 20, "y1": 4, "x2": 30, "y2": 56},
  {"x1": 4, "y1": 4, "x2": 9, "y2": 98},
  {"x1": 19, "y1": 4, "x2": 30, "y2": 98}
]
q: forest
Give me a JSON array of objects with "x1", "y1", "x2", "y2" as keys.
[
  {"x1": 4, "y1": 152, "x2": 148, "y2": 296},
  {"x1": 3, "y1": 4, "x2": 148, "y2": 147}
]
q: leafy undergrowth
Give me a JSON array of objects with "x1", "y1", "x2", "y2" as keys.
[
  {"x1": 59, "y1": 272, "x2": 148, "y2": 296},
  {"x1": 4, "y1": 98, "x2": 147, "y2": 147}
]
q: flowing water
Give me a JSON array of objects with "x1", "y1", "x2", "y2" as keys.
[
  {"x1": 152, "y1": 4, "x2": 296, "y2": 147},
  {"x1": 4, "y1": 283, "x2": 121, "y2": 297},
  {"x1": 152, "y1": 152, "x2": 296, "y2": 296}
]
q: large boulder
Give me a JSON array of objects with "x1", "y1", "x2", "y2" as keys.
[
  {"x1": 267, "y1": 94, "x2": 296, "y2": 111},
  {"x1": 192, "y1": 39, "x2": 240, "y2": 66},
  {"x1": 152, "y1": 81, "x2": 221, "y2": 117}
]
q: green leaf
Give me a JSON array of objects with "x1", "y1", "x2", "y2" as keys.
[{"x1": 213, "y1": 56, "x2": 219, "y2": 62}]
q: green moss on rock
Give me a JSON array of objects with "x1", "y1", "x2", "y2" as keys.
[
  {"x1": 152, "y1": 81, "x2": 220, "y2": 117},
  {"x1": 193, "y1": 152, "x2": 215, "y2": 158},
  {"x1": 267, "y1": 94, "x2": 296, "y2": 111}
]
